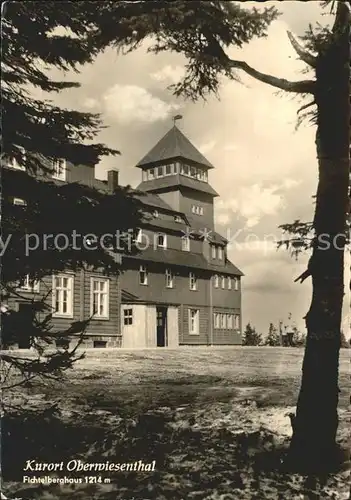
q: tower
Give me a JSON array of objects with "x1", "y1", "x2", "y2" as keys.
[{"x1": 135, "y1": 121, "x2": 218, "y2": 229}]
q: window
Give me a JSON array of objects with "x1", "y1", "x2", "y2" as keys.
[
  {"x1": 9, "y1": 146, "x2": 26, "y2": 170},
  {"x1": 220, "y1": 313, "x2": 226, "y2": 329},
  {"x1": 52, "y1": 274, "x2": 73, "y2": 317},
  {"x1": 174, "y1": 215, "x2": 182, "y2": 223},
  {"x1": 123, "y1": 308, "x2": 133, "y2": 325},
  {"x1": 227, "y1": 314, "x2": 233, "y2": 329},
  {"x1": 190, "y1": 166, "x2": 196, "y2": 178},
  {"x1": 156, "y1": 165, "x2": 164, "y2": 178},
  {"x1": 189, "y1": 272, "x2": 197, "y2": 291},
  {"x1": 91, "y1": 278, "x2": 109, "y2": 319},
  {"x1": 52, "y1": 158, "x2": 66, "y2": 181},
  {"x1": 182, "y1": 236, "x2": 190, "y2": 252},
  {"x1": 221, "y1": 276, "x2": 226, "y2": 289},
  {"x1": 211, "y1": 245, "x2": 217, "y2": 259},
  {"x1": 13, "y1": 197, "x2": 27, "y2": 206},
  {"x1": 234, "y1": 315, "x2": 240, "y2": 329},
  {"x1": 165, "y1": 269, "x2": 174, "y2": 288},
  {"x1": 191, "y1": 205, "x2": 203, "y2": 216},
  {"x1": 214, "y1": 313, "x2": 220, "y2": 329},
  {"x1": 153, "y1": 210, "x2": 159, "y2": 218},
  {"x1": 218, "y1": 246, "x2": 223, "y2": 260},
  {"x1": 181, "y1": 164, "x2": 190, "y2": 176},
  {"x1": 18, "y1": 275, "x2": 40, "y2": 293},
  {"x1": 93, "y1": 340, "x2": 107, "y2": 348},
  {"x1": 139, "y1": 265, "x2": 148, "y2": 285},
  {"x1": 214, "y1": 275, "x2": 219, "y2": 288},
  {"x1": 148, "y1": 168, "x2": 155, "y2": 179},
  {"x1": 189, "y1": 308, "x2": 199, "y2": 335},
  {"x1": 234, "y1": 278, "x2": 239, "y2": 291},
  {"x1": 165, "y1": 164, "x2": 172, "y2": 175},
  {"x1": 136, "y1": 228, "x2": 143, "y2": 243},
  {"x1": 228, "y1": 277, "x2": 232, "y2": 290},
  {"x1": 203, "y1": 171, "x2": 208, "y2": 182},
  {"x1": 156, "y1": 233, "x2": 167, "y2": 248}
]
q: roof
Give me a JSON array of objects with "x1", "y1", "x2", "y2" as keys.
[
  {"x1": 136, "y1": 174, "x2": 219, "y2": 197},
  {"x1": 123, "y1": 247, "x2": 243, "y2": 276},
  {"x1": 136, "y1": 125, "x2": 214, "y2": 169}
]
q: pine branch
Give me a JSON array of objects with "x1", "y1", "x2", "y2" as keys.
[
  {"x1": 226, "y1": 58, "x2": 315, "y2": 94},
  {"x1": 287, "y1": 31, "x2": 317, "y2": 68}
]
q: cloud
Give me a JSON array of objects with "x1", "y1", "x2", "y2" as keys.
[
  {"x1": 223, "y1": 143, "x2": 238, "y2": 152},
  {"x1": 199, "y1": 140, "x2": 216, "y2": 154},
  {"x1": 151, "y1": 65, "x2": 186, "y2": 85},
  {"x1": 102, "y1": 84, "x2": 181, "y2": 124},
  {"x1": 216, "y1": 183, "x2": 291, "y2": 229},
  {"x1": 82, "y1": 97, "x2": 99, "y2": 110}
]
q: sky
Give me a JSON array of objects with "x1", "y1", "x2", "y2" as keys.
[{"x1": 41, "y1": 1, "x2": 349, "y2": 336}]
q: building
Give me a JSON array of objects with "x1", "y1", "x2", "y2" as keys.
[
  {"x1": 120, "y1": 124, "x2": 243, "y2": 347},
  {"x1": 3, "y1": 123, "x2": 243, "y2": 348}
]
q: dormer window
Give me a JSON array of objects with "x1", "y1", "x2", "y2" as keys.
[
  {"x1": 52, "y1": 158, "x2": 66, "y2": 181},
  {"x1": 156, "y1": 166, "x2": 163, "y2": 178},
  {"x1": 211, "y1": 245, "x2": 216, "y2": 259},
  {"x1": 165, "y1": 164, "x2": 172, "y2": 175},
  {"x1": 174, "y1": 215, "x2": 182, "y2": 223},
  {"x1": 148, "y1": 168, "x2": 155, "y2": 180},
  {"x1": 182, "y1": 236, "x2": 190, "y2": 251},
  {"x1": 156, "y1": 233, "x2": 167, "y2": 249},
  {"x1": 9, "y1": 146, "x2": 26, "y2": 170},
  {"x1": 136, "y1": 228, "x2": 143, "y2": 244},
  {"x1": 153, "y1": 210, "x2": 159, "y2": 218},
  {"x1": 13, "y1": 197, "x2": 27, "y2": 206},
  {"x1": 218, "y1": 246, "x2": 223, "y2": 260}
]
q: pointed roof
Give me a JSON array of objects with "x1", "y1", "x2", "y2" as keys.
[{"x1": 136, "y1": 125, "x2": 214, "y2": 169}]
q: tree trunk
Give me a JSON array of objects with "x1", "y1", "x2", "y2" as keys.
[{"x1": 287, "y1": 8, "x2": 350, "y2": 472}]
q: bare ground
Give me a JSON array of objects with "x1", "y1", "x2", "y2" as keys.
[{"x1": 2, "y1": 347, "x2": 350, "y2": 500}]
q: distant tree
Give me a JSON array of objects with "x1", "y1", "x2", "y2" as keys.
[
  {"x1": 243, "y1": 323, "x2": 262, "y2": 346},
  {"x1": 264, "y1": 323, "x2": 281, "y2": 346}
]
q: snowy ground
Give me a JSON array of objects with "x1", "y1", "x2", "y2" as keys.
[{"x1": 2, "y1": 347, "x2": 350, "y2": 499}]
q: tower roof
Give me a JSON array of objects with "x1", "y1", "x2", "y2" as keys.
[{"x1": 136, "y1": 125, "x2": 214, "y2": 169}]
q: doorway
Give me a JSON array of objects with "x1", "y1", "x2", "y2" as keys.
[{"x1": 156, "y1": 307, "x2": 167, "y2": 347}]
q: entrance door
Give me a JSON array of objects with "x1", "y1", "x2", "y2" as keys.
[
  {"x1": 18, "y1": 303, "x2": 35, "y2": 349},
  {"x1": 156, "y1": 307, "x2": 167, "y2": 347}
]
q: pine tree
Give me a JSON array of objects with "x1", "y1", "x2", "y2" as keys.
[
  {"x1": 1, "y1": 2, "x2": 144, "y2": 391},
  {"x1": 265, "y1": 323, "x2": 281, "y2": 346},
  {"x1": 89, "y1": 0, "x2": 350, "y2": 470},
  {"x1": 243, "y1": 323, "x2": 262, "y2": 346}
]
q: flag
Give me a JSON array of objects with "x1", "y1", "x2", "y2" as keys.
[{"x1": 173, "y1": 114, "x2": 183, "y2": 121}]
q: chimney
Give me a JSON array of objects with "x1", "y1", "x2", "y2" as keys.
[{"x1": 107, "y1": 169, "x2": 119, "y2": 193}]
